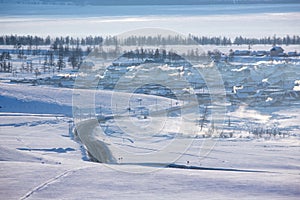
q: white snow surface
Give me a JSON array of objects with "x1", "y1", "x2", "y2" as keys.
[
  {"x1": 1, "y1": 2, "x2": 300, "y2": 198},
  {"x1": 1, "y1": 3, "x2": 300, "y2": 37},
  {"x1": 0, "y1": 82, "x2": 300, "y2": 199}
]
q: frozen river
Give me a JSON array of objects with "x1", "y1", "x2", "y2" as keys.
[{"x1": 1, "y1": 3, "x2": 300, "y2": 37}]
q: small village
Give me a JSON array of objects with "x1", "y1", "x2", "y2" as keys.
[{"x1": 0, "y1": 43, "x2": 299, "y2": 112}]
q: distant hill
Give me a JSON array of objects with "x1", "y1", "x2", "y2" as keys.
[{"x1": 1, "y1": 0, "x2": 300, "y2": 5}]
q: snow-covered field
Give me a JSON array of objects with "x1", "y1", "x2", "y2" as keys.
[
  {"x1": 1, "y1": 3, "x2": 300, "y2": 37},
  {"x1": 1, "y1": 45, "x2": 300, "y2": 200},
  {"x1": 1, "y1": 40, "x2": 300, "y2": 200},
  {"x1": 1, "y1": 79, "x2": 299, "y2": 199},
  {"x1": 1, "y1": 2, "x2": 300, "y2": 199}
]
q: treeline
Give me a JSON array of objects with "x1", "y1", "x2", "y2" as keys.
[
  {"x1": 0, "y1": 35, "x2": 104, "y2": 47},
  {"x1": 1, "y1": 34, "x2": 300, "y2": 46},
  {"x1": 122, "y1": 48, "x2": 183, "y2": 61},
  {"x1": 192, "y1": 35, "x2": 300, "y2": 46},
  {"x1": 232, "y1": 35, "x2": 300, "y2": 46}
]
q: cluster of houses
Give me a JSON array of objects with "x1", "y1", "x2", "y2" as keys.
[{"x1": 229, "y1": 46, "x2": 298, "y2": 57}]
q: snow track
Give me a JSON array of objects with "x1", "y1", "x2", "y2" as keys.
[{"x1": 19, "y1": 167, "x2": 89, "y2": 200}]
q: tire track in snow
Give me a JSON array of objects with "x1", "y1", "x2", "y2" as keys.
[{"x1": 19, "y1": 166, "x2": 89, "y2": 200}]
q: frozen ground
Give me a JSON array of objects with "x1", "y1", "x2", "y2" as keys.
[{"x1": 0, "y1": 82, "x2": 299, "y2": 199}]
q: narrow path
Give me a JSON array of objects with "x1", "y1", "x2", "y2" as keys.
[
  {"x1": 76, "y1": 119, "x2": 117, "y2": 163},
  {"x1": 20, "y1": 167, "x2": 88, "y2": 200}
]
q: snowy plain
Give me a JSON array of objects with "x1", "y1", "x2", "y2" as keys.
[
  {"x1": 1, "y1": 3, "x2": 300, "y2": 37},
  {"x1": 1, "y1": 78, "x2": 300, "y2": 199},
  {"x1": 1, "y1": 2, "x2": 300, "y2": 200}
]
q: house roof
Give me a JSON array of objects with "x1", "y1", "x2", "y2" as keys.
[{"x1": 270, "y1": 46, "x2": 284, "y2": 52}]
